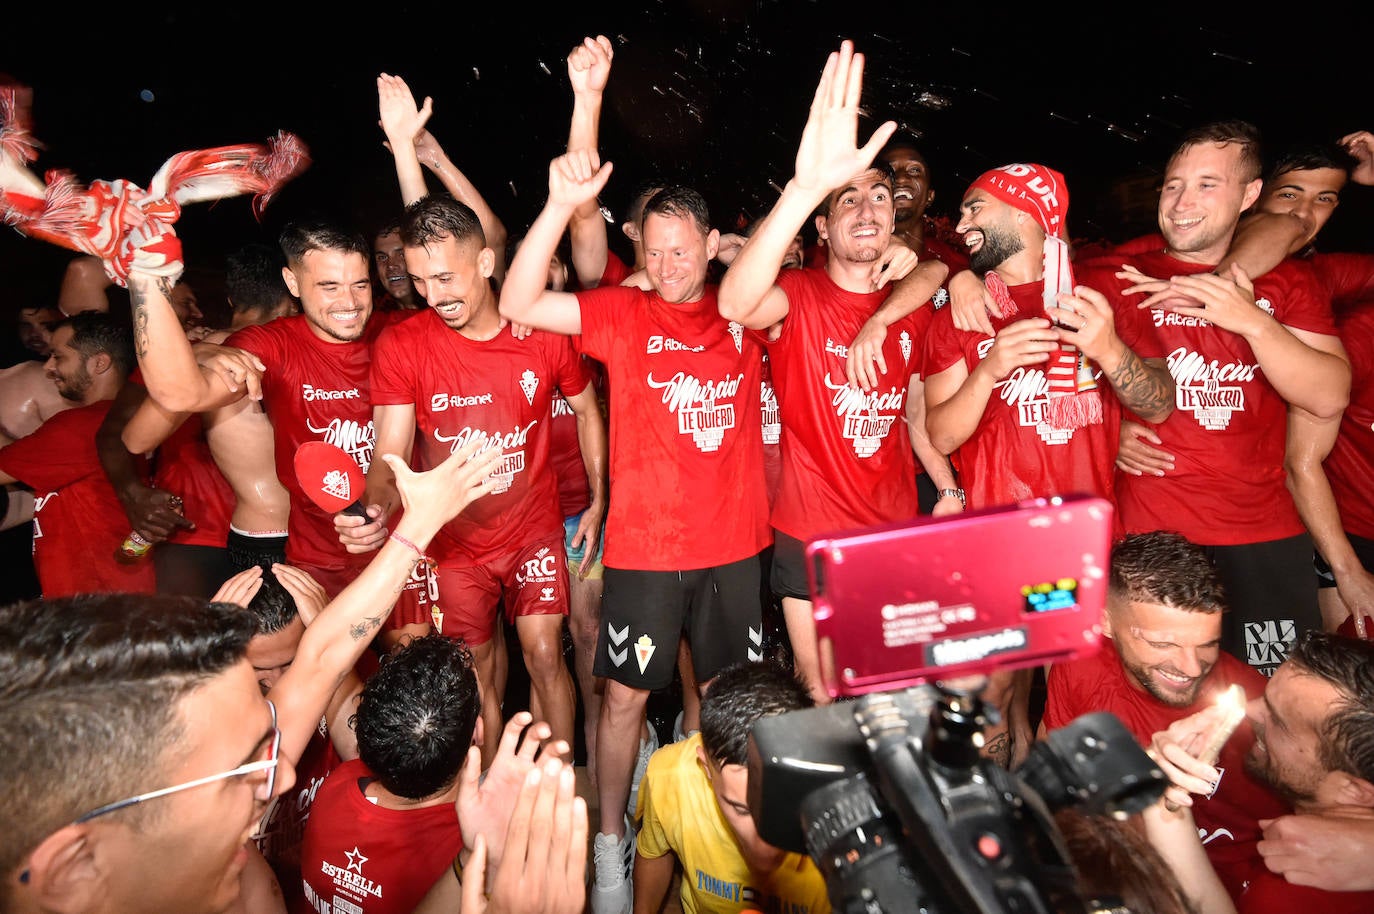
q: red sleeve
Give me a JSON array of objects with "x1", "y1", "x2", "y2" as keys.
[
  {"x1": 0, "y1": 408, "x2": 99, "y2": 491},
  {"x1": 1271, "y1": 260, "x2": 1337, "y2": 335},
  {"x1": 920, "y1": 306, "x2": 968, "y2": 379},
  {"x1": 551, "y1": 333, "x2": 592, "y2": 397},
  {"x1": 368, "y1": 323, "x2": 416, "y2": 406},
  {"x1": 598, "y1": 251, "x2": 633, "y2": 288},
  {"x1": 1315, "y1": 252, "x2": 1374, "y2": 313},
  {"x1": 223, "y1": 321, "x2": 276, "y2": 361}
]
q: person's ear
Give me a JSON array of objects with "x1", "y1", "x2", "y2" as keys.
[
  {"x1": 706, "y1": 229, "x2": 720, "y2": 261},
  {"x1": 281, "y1": 266, "x2": 302, "y2": 298},
  {"x1": 1241, "y1": 178, "x2": 1263, "y2": 213},
  {"x1": 478, "y1": 247, "x2": 496, "y2": 280},
  {"x1": 1323, "y1": 771, "x2": 1374, "y2": 808},
  {"x1": 471, "y1": 714, "x2": 485, "y2": 750},
  {"x1": 22, "y1": 824, "x2": 106, "y2": 914},
  {"x1": 814, "y1": 213, "x2": 829, "y2": 244},
  {"x1": 622, "y1": 221, "x2": 640, "y2": 243},
  {"x1": 87, "y1": 352, "x2": 113, "y2": 376}
]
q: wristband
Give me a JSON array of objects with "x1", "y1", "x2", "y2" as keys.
[{"x1": 389, "y1": 530, "x2": 435, "y2": 570}]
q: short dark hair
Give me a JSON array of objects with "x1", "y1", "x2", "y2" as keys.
[
  {"x1": 1268, "y1": 143, "x2": 1360, "y2": 184},
  {"x1": 1168, "y1": 119, "x2": 1264, "y2": 183},
  {"x1": 880, "y1": 130, "x2": 926, "y2": 161},
  {"x1": 246, "y1": 566, "x2": 299, "y2": 635},
  {"x1": 642, "y1": 186, "x2": 712, "y2": 236},
  {"x1": 225, "y1": 243, "x2": 291, "y2": 316},
  {"x1": 699, "y1": 661, "x2": 813, "y2": 767},
  {"x1": 624, "y1": 177, "x2": 668, "y2": 225},
  {"x1": 1286, "y1": 631, "x2": 1374, "y2": 783},
  {"x1": 278, "y1": 220, "x2": 371, "y2": 268},
  {"x1": 0, "y1": 594, "x2": 257, "y2": 879},
  {"x1": 56, "y1": 310, "x2": 134, "y2": 378},
  {"x1": 824, "y1": 161, "x2": 897, "y2": 214},
  {"x1": 352, "y1": 634, "x2": 480, "y2": 800},
  {"x1": 400, "y1": 194, "x2": 486, "y2": 250},
  {"x1": 1108, "y1": 531, "x2": 1226, "y2": 614}
]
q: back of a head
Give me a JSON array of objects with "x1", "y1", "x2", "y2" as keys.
[
  {"x1": 353, "y1": 634, "x2": 480, "y2": 800},
  {"x1": 225, "y1": 243, "x2": 291, "y2": 316},
  {"x1": 0, "y1": 593, "x2": 257, "y2": 882},
  {"x1": 400, "y1": 194, "x2": 486, "y2": 250},
  {"x1": 1169, "y1": 119, "x2": 1263, "y2": 183},
  {"x1": 1053, "y1": 808, "x2": 1194, "y2": 914},
  {"x1": 60, "y1": 309, "x2": 135, "y2": 379},
  {"x1": 1109, "y1": 531, "x2": 1226, "y2": 614},
  {"x1": 279, "y1": 220, "x2": 370, "y2": 268},
  {"x1": 246, "y1": 566, "x2": 299, "y2": 634},
  {"x1": 699, "y1": 660, "x2": 814, "y2": 766},
  {"x1": 1286, "y1": 630, "x2": 1374, "y2": 783}
]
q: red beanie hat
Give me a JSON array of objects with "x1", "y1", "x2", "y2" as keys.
[{"x1": 966, "y1": 164, "x2": 1069, "y2": 239}]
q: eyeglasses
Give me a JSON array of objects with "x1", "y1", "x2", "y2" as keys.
[{"x1": 73, "y1": 698, "x2": 281, "y2": 825}]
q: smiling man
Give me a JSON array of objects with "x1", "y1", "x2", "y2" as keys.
[
  {"x1": 1041, "y1": 530, "x2": 1288, "y2": 900},
  {"x1": 1078, "y1": 121, "x2": 1352, "y2": 680}
]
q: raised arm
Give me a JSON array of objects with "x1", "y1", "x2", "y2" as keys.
[
  {"x1": 414, "y1": 129, "x2": 509, "y2": 284},
  {"x1": 499, "y1": 151, "x2": 612, "y2": 334},
  {"x1": 565, "y1": 34, "x2": 615, "y2": 289},
  {"x1": 127, "y1": 264, "x2": 257, "y2": 413},
  {"x1": 718, "y1": 40, "x2": 895, "y2": 330},
  {"x1": 377, "y1": 73, "x2": 433, "y2": 206},
  {"x1": 270, "y1": 438, "x2": 503, "y2": 764}
]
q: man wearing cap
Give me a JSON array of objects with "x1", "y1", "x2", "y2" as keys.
[
  {"x1": 717, "y1": 41, "x2": 958, "y2": 706},
  {"x1": 922, "y1": 162, "x2": 1174, "y2": 765}
]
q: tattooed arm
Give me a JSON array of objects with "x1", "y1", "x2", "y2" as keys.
[
  {"x1": 1048, "y1": 283, "x2": 1175, "y2": 423},
  {"x1": 269, "y1": 437, "x2": 503, "y2": 765},
  {"x1": 127, "y1": 269, "x2": 258, "y2": 413}
]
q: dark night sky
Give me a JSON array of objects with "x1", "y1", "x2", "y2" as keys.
[{"x1": 2, "y1": 3, "x2": 1370, "y2": 316}]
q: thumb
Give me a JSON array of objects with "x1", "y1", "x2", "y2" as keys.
[
  {"x1": 461, "y1": 834, "x2": 489, "y2": 914},
  {"x1": 590, "y1": 160, "x2": 615, "y2": 195},
  {"x1": 858, "y1": 120, "x2": 898, "y2": 167}
]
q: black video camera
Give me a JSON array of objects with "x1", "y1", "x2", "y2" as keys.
[{"x1": 746, "y1": 498, "x2": 1167, "y2": 914}]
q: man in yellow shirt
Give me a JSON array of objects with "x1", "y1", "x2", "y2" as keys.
[{"x1": 633, "y1": 661, "x2": 830, "y2": 914}]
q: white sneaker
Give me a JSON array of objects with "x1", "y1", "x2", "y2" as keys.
[
  {"x1": 591, "y1": 823, "x2": 634, "y2": 914},
  {"x1": 626, "y1": 726, "x2": 659, "y2": 820}
]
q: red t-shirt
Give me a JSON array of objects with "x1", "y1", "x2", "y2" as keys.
[
  {"x1": 1326, "y1": 304, "x2": 1374, "y2": 539},
  {"x1": 1043, "y1": 647, "x2": 1288, "y2": 900},
  {"x1": 226, "y1": 312, "x2": 410, "y2": 574},
  {"x1": 370, "y1": 308, "x2": 590, "y2": 566},
  {"x1": 760, "y1": 350, "x2": 782, "y2": 508},
  {"x1": 257, "y1": 724, "x2": 344, "y2": 913},
  {"x1": 922, "y1": 279, "x2": 1153, "y2": 509},
  {"x1": 1310, "y1": 251, "x2": 1374, "y2": 316},
  {"x1": 1078, "y1": 250, "x2": 1336, "y2": 544},
  {"x1": 764, "y1": 268, "x2": 920, "y2": 541},
  {"x1": 600, "y1": 250, "x2": 634, "y2": 288},
  {"x1": 575, "y1": 284, "x2": 770, "y2": 570},
  {"x1": 0, "y1": 401, "x2": 156, "y2": 596},
  {"x1": 296, "y1": 758, "x2": 461, "y2": 914},
  {"x1": 1235, "y1": 860, "x2": 1374, "y2": 913},
  {"x1": 123, "y1": 370, "x2": 234, "y2": 550}
]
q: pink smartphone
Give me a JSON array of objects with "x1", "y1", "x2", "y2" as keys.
[{"x1": 806, "y1": 495, "x2": 1113, "y2": 698}]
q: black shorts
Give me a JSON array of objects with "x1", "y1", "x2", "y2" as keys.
[
  {"x1": 1313, "y1": 533, "x2": 1374, "y2": 588},
  {"x1": 594, "y1": 551, "x2": 765, "y2": 690},
  {"x1": 770, "y1": 531, "x2": 811, "y2": 601},
  {"x1": 1207, "y1": 534, "x2": 1321, "y2": 678},
  {"x1": 226, "y1": 528, "x2": 289, "y2": 574}
]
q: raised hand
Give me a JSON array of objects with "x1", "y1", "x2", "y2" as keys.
[
  {"x1": 547, "y1": 149, "x2": 613, "y2": 211},
  {"x1": 567, "y1": 34, "x2": 614, "y2": 96},
  {"x1": 793, "y1": 40, "x2": 896, "y2": 197},
  {"x1": 377, "y1": 73, "x2": 433, "y2": 148}
]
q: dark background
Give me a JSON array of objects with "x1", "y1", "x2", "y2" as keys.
[{"x1": 2, "y1": 3, "x2": 1370, "y2": 327}]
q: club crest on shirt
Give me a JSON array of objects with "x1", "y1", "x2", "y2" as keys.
[
  {"x1": 728, "y1": 320, "x2": 743, "y2": 353},
  {"x1": 519, "y1": 369, "x2": 539, "y2": 405}
]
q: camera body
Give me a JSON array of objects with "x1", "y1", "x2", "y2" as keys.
[{"x1": 747, "y1": 496, "x2": 1165, "y2": 914}]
